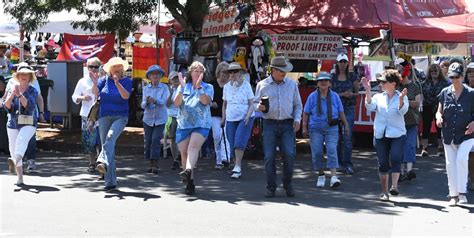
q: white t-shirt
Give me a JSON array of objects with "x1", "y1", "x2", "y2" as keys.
[{"x1": 223, "y1": 81, "x2": 254, "y2": 121}]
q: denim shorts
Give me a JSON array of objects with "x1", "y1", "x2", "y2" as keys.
[{"x1": 175, "y1": 127, "x2": 210, "y2": 144}]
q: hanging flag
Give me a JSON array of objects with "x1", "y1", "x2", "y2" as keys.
[
  {"x1": 132, "y1": 46, "x2": 168, "y2": 82},
  {"x1": 57, "y1": 33, "x2": 115, "y2": 62}
]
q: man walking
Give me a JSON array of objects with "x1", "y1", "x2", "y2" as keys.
[{"x1": 254, "y1": 56, "x2": 302, "y2": 198}]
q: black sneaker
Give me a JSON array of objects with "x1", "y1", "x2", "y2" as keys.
[
  {"x1": 171, "y1": 161, "x2": 180, "y2": 170},
  {"x1": 104, "y1": 185, "x2": 116, "y2": 191},
  {"x1": 184, "y1": 182, "x2": 195, "y2": 195},
  {"x1": 406, "y1": 170, "x2": 416, "y2": 180},
  {"x1": 437, "y1": 148, "x2": 444, "y2": 157},
  {"x1": 179, "y1": 169, "x2": 192, "y2": 184},
  {"x1": 398, "y1": 173, "x2": 407, "y2": 182},
  {"x1": 222, "y1": 160, "x2": 230, "y2": 168},
  {"x1": 265, "y1": 188, "x2": 276, "y2": 198},
  {"x1": 285, "y1": 186, "x2": 295, "y2": 197}
]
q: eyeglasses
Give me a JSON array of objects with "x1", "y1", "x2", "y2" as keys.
[
  {"x1": 228, "y1": 70, "x2": 240, "y2": 74},
  {"x1": 88, "y1": 65, "x2": 100, "y2": 69}
]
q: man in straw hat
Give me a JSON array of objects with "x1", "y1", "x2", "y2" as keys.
[{"x1": 254, "y1": 56, "x2": 302, "y2": 198}]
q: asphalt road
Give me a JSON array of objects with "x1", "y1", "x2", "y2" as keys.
[{"x1": 1, "y1": 148, "x2": 473, "y2": 237}]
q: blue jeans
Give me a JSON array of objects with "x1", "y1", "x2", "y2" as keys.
[
  {"x1": 402, "y1": 125, "x2": 417, "y2": 163},
  {"x1": 143, "y1": 123, "x2": 165, "y2": 160},
  {"x1": 262, "y1": 119, "x2": 296, "y2": 190},
  {"x1": 375, "y1": 136, "x2": 405, "y2": 174},
  {"x1": 97, "y1": 116, "x2": 128, "y2": 187},
  {"x1": 310, "y1": 125, "x2": 339, "y2": 170},
  {"x1": 25, "y1": 133, "x2": 36, "y2": 160},
  {"x1": 338, "y1": 106, "x2": 354, "y2": 167},
  {"x1": 226, "y1": 117, "x2": 255, "y2": 158}
]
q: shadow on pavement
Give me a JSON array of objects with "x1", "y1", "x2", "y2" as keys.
[
  {"x1": 13, "y1": 183, "x2": 61, "y2": 193},
  {"x1": 1, "y1": 149, "x2": 470, "y2": 214}
]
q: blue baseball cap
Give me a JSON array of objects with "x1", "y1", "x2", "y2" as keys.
[{"x1": 146, "y1": 65, "x2": 165, "y2": 79}]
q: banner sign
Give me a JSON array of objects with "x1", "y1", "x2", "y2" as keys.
[
  {"x1": 202, "y1": 7, "x2": 240, "y2": 37},
  {"x1": 132, "y1": 46, "x2": 169, "y2": 82},
  {"x1": 57, "y1": 33, "x2": 115, "y2": 62},
  {"x1": 401, "y1": 0, "x2": 466, "y2": 18},
  {"x1": 271, "y1": 34, "x2": 343, "y2": 60}
]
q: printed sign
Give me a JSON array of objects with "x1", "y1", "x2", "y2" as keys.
[
  {"x1": 57, "y1": 33, "x2": 115, "y2": 62},
  {"x1": 401, "y1": 0, "x2": 466, "y2": 18},
  {"x1": 271, "y1": 34, "x2": 343, "y2": 60},
  {"x1": 202, "y1": 7, "x2": 240, "y2": 37}
]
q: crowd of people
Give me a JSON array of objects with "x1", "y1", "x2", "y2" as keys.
[{"x1": 1, "y1": 52, "x2": 474, "y2": 206}]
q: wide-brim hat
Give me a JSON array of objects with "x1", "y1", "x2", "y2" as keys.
[
  {"x1": 12, "y1": 62, "x2": 36, "y2": 82},
  {"x1": 225, "y1": 62, "x2": 244, "y2": 72},
  {"x1": 103, "y1": 57, "x2": 129, "y2": 73},
  {"x1": 315, "y1": 71, "x2": 332, "y2": 81},
  {"x1": 145, "y1": 65, "x2": 165, "y2": 79},
  {"x1": 269, "y1": 56, "x2": 293, "y2": 72}
]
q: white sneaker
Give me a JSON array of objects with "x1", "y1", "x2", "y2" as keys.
[
  {"x1": 27, "y1": 160, "x2": 36, "y2": 171},
  {"x1": 448, "y1": 197, "x2": 458, "y2": 207},
  {"x1": 330, "y1": 176, "x2": 341, "y2": 188},
  {"x1": 316, "y1": 175, "x2": 326, "y2": 187},
  {"x1": 458, "y1": 195, "x2": 468, "y2": 205},
  {"x1": 231, "y1": 166, "x2": 241, "y2": 179}
]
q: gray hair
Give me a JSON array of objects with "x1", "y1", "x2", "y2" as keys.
[
  {"x1": 215, "y1": 61, "x2": 229, "y2": 78},
  {"x1": 87, "y1": 57, "x2": 102, "y2": 66}
]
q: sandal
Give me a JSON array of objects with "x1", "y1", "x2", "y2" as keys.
[
  {"x1": 421, "y1": 149, "x2": 428, "y2": 157},
  {"x1": 87, "y1": 164, "x2": 96, "y2": 173}
]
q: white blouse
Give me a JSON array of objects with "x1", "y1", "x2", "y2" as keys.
[{"x1": 71, "y1": 77, "x2": 97, "y2": 117}]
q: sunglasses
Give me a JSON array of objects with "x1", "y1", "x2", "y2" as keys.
[
  {"x1": 338, "y1": 60, "x2": 348, "y2": 63},
  {"x1": 228, "y1": 70, "x2": 240, "y2": 74},
  {"x1": 430, "y1": 70, "x2": 439, "y2": 73},
  {"x1": 88, "y1": 65, "x2": 100, "y2": 69},
  {"x1": 449, "y1": 75, "x2": 461, "y2": 80}
]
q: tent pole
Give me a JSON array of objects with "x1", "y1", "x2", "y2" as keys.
[
  {"x1": 19, "y1": 25, "x2": 24, "y2": 62},
  {"x1": 386, "y1": 0, "x2": 395, "y2": 66},
  {"x1": 156, "y1": 0, "x2": 161, "y2": 66}
]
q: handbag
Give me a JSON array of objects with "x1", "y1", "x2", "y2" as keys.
[
  {"x1": 88, "y1": 99, "x2": 100, "y2": 122},
  {"x1": 17, "y1": 97, "x2": 33, "y2": 125}
]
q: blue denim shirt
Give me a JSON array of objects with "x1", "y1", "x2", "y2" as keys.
[
  {"x1": 167, "y1": 87, "x2": 179, "y2": 118},
  {"x1": 141, "y1": 82, "x2": 169, "y2": 126},
  {"x1": 304, "y1": 90, "x2": 343, "y2": 130},
  {"x1": 365, "y1": 91, "x2": 409, "y2": 139},
  {"x1": 438, "y1": 85, "x2": 474, "y2": 145},
  {"x1": 176, "y1": 82, "x2": 214, "y2": 129},
  {"x1": 4, "y1": 86, "x2": 38, "y2": 129}
]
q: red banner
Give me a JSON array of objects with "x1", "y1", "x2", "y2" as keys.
[
  {"x1": 56, "y1": 33, "x2": 115, "y2": 62},
  {"x1": 132, "y1": 46, "x2": 169, "y2": 82},
  {"x1": 401, "y1": 0, "x2": 466, "y2": 18}
]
